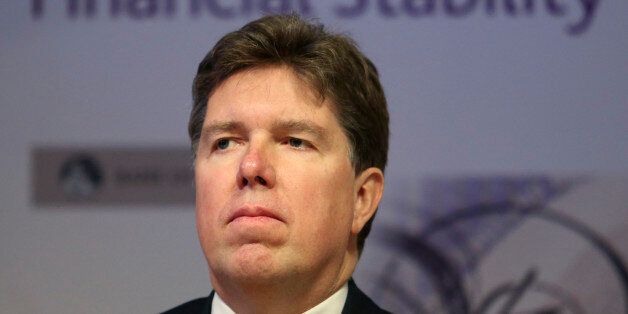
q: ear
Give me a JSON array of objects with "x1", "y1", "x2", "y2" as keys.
[{"x1": 351, "y1": 167, "x2": 385, "y2": 235}]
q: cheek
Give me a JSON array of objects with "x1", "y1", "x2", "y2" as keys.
[
  {"x1": 195, "y1": 157, "x2": 236, "y2": 203},
  {"x1": 282, "y1": 158, "x2": 355, "y2": 233},
  {"x1": 195, "y1": 162, "x2": 234, "y2": 239}
]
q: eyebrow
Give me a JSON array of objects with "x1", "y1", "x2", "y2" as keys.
[
  {"x1": 271, "y1": 119, "x2": 329, "y2": 142},
  {"x1": 201, "y1": 121, "x2": 245, "y2": 139}
]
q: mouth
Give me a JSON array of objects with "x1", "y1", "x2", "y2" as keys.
[{"x1": 228, "y1": 205, "x2": 285, "y2": 224}]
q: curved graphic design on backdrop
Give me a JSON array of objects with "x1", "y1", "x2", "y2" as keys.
[{"x1": 366, "y1": 176, "x2": 628, "y2": 314}]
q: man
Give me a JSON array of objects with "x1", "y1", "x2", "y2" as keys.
[{"x1": 165, "y1": 14, "x2": 390, "y2": 314}]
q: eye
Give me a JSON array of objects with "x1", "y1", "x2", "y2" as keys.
[
  {"x1": 215, "y1": 138, "x2": 232, "y2": 150},
  {"x1": 288, "y1": 138, "x2": 304, "y2": 148}
]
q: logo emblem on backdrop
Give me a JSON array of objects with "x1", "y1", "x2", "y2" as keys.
[
  {"x1": 58, "y1": 154, "x2": 103, "y2": 198},
  {"x1": 32, "y1": 146, "x2": 194, "y2": 206}
]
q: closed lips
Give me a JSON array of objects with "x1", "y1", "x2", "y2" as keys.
[{"x1": 229, "y1": 206, "x2": 285, "y2": 223}]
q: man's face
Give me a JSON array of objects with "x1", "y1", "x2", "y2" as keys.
[{"x1": 195, "y1": 66, "x2": 359, "y2": 286}]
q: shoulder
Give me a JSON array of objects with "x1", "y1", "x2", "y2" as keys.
[
  {"x1": 342, "y1": 279, "x2": 392, "y2": 314},
  {"x1": 161, "y1": 293, "x2": 213, "y2": 314}
]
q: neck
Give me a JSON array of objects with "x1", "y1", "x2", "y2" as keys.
[{"x1": 212, "y1": 251, "x2": 358, "y2": 314}]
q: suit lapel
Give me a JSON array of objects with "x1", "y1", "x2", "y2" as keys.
[{"x1": 341, "y1": 279, "x2": 390, "y2": 314}]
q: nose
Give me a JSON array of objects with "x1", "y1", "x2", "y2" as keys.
[{"x1": 236, "y1": 143, "x2": 276, "y2": 189}]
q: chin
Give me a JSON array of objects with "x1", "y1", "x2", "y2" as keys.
[{"x1": 223, "y1": 243, "x2": 287, "y2": 283}]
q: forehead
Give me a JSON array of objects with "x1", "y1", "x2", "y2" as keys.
[{"x1": 205, "y1": 66, "x2": 336, "y2": 123}]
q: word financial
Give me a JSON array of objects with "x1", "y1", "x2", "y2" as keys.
[{"x1": 31, "y1": 0, "x2": 599, "y2": 35}]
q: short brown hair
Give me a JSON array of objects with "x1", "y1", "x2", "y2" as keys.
[{"x1": 189, "y1": 14, "x2": 389, "y2": 253}]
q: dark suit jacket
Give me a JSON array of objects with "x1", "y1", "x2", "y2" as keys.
[{"x1": 163, "y1": 279, "x2": 390, "y2": 314}]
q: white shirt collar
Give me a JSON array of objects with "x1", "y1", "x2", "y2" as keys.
[
  {"x1": 211, "y1": 292, "x2": 235, "y2": 314},
  {"x1": 303, "y1": 283, "x2": 348, "y2": 314},
  {"x1": 211, "y1": 283, "x2": 349, "y2": 314}
]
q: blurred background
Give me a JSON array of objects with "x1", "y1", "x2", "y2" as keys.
[{"x1": 1, "y1": 1, "x2": 627, "y2": 313}]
